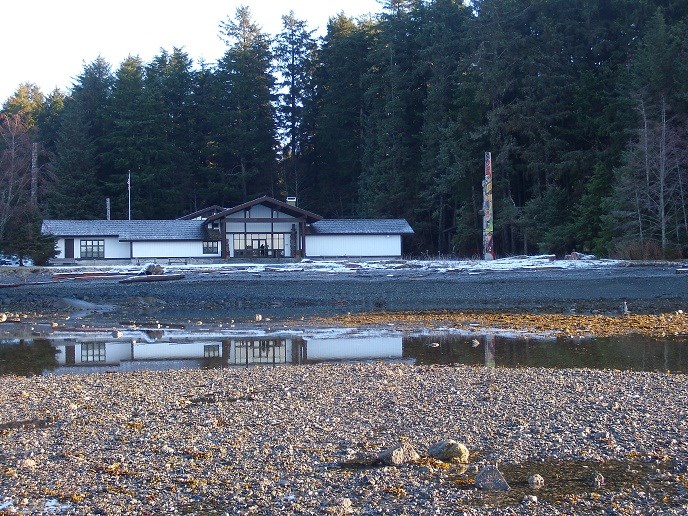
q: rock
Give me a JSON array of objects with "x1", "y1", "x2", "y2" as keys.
[
  {"x1": 143, "y1": 263, "x2": 164, "y2": 275},
  {"x1": 589, "y1": 471, "x2": 605, "y2": 488},
  {"x1": 20, "y1": 458, "x2": 36, "y2": 469},
  {"x1": 338, "y1": 498, "x2": 353, "y2": 514},
  {"x1": 428, "y1": 440, "x2": 469, "y2": 463},
  {"x1": 475, "y1": 465, "x2": 510, "y2": 491},
  {"x1": 528, "y1": 473, "x2": 545, "y2": 488},
  {"x1": 522, "y1": 495, "x2": 538, "y2": 504},
  {"x1": 378, "y1": 442, "x2": 420, "y2": 466},
  {"x1": 0, "y1": 312, "x2": 7, "y2": 323}
]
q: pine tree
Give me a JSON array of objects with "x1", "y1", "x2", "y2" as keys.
[
  {"x1": 215, "y1": 7, "x2": 277, "y2": 202},
  {"x1": 50, "y1": 57, "x2": 113, "y2": 219},
  {"x1": 360, "y1": 0, "x2": 425, "y2": 221},
  {"x1": 143, "y1": 48, "x2": 198, "y2": 217},
  {"x1": 312, "y1": 14, "x2": 372, "y2": 216},
  {"x1": 273, "y1": 12, "x2": 318, "y2": 204}
]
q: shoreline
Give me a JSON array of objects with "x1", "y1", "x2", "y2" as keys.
[{"x1": 1, "y1": 362, "x2": 686, "y2": 514}]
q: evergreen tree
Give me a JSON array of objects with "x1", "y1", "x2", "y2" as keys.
[
  {"x1": 1, "y1": 206, "x2": 56, "y2": 265},
  {"x1": 50, "y1": 57, "x2": 113, "y2": 219},
  {"x1": 143, "y1": 48, "x2": 199, "y2": 217},
  {"x1": 1, "y1": 83, "x2": 45, "y2": 128},
  {"x1": 360, "y1": 0, "x2": 425, "y2": 223},
  {"x1": 105, "y1": 55, "x2": 147, "y2": 219},
  {"x1": 312, "y1": 14, "x2": 372, "y2": 217},
  {"x1": 215, "y1": 7, "x2": 277, "y2": 202},
  {"x1": 273, "y1": 11, "x2": 318, "y2": 204},
  {"x1": 48, "y1": 96, "x2": 102, "y2": 218},
  {"x1": 415, "y1": 0, "x2": 477, "y2": 254}
]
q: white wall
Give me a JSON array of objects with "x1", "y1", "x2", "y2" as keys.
[
  {"x1": 132, "y1": 241, "x2": 217, "y2": 258},
  {"x1": 54, "y1": 236, "x2": 131, "y2": 259},
  {"x1": 102, "y1": 237, "x2": 131, "y2": 259},
  {"x1": 305, "y1": 337, "x2": 402, "y2": 360},
  {"x1": 305, "y1": 234, "x2": 402, "y2": 257}
]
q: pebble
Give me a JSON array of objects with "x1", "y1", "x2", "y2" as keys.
[
  {"x1": 0, "y1": 363, "x2": 685, "y2": 514},
  {"x1": 528, "y1": 473, "x2": 545, "y2": 488}
]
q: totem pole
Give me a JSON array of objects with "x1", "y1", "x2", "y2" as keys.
[{"x1": 483, "y1": 152, "x2": 495, "y2": 260}]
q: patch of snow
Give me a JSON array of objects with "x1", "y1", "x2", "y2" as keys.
[{"x1": 46, "y1": 255, "x2": 624, "y2": 278}]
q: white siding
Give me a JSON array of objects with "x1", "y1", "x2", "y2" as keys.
[
  {"x1": 101, "y1": 237, "x2": 131, "y2": 259},
  {"x1": 305, "y1": 234, "x2": 402, "y2": 257},
  {"x1": 53, "y1": 237, "x2": 130, "y2": 259},
  {"x1": 132, "y1": 241, "x2": 213, "y2": 258},
  {"x1": 305, "y1": 337, "x2": 402, "y2": 360}
]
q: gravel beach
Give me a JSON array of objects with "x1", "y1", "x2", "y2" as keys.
[
  {"x1": 1, "y1": 263, "x2": 687, "y2": 324},
  {"x1": 1, "y1": 362, "x2": 687, "y2": 514},
  {"x1": 1, "y1": 262, "x2": 687, "y2": 513}
]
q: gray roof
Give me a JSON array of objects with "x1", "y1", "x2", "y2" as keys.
[
  {"x1": 41, "y1": 220, "x2": 206, "y2": 241},
  {"x1": 309, "y1": 219, "x2": 414, "y2": 235}
]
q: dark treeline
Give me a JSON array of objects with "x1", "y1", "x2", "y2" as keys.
[{"x1": 2, "y1": 0, "x2": 688, "y2": 260}]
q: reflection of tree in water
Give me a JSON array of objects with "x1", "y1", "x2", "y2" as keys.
[{"x1": 0, "y1": 339, "x2": 58, "y2": 376}]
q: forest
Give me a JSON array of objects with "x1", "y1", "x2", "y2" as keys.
[{"x1": 1, "y1": 0, "x2": 688, "y2": 261}]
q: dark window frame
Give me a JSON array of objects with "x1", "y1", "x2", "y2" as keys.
[
  {"x1": 80, "y1": 239, "x2": 105, "y2": 259},
  {"x1": 202, "y1": 241, "x2": 219, "y2": 254}
]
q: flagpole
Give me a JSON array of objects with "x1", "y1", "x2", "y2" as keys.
[{"x1": 128, "y1": 171, "x2": 131, "y2": 220}]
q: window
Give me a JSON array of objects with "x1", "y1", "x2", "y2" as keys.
[
  {"x1": 232, "y1": 233, "x2": 285, "y2": 251},
  {"x1": 204, "y1": 344, "x2": 220, "y2": 358},
  {"x1": 203, "y1": 241, "x2": 219, "y2": 254},
  {"x1": 80, "y1": 240, "x2": 104, "y2": 259},
  {"x1": 81, "y1": 342, "x2": 106, "y2": 362}
]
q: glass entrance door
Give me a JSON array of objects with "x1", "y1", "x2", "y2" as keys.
[{"x1": 252, "y1": 239, "x2": 268, "y2": 256}]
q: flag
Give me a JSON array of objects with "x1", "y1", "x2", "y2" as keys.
[{"x1": 127, "y1": 172, "x2": 131, "y2": 191}]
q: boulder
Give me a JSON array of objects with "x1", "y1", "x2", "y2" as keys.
[
  {"x1": 378, "y1": 442, "x2": 420, "y2": 466},
  {"x1": 475, "y1": 465, "x2": 510, "y2": 491},
  {"x1": 143, "y1": 263, "x2": 164, "y2": 275},
  {"x1": 428, "y1": 440, "x2": 470, "y2": 463}
]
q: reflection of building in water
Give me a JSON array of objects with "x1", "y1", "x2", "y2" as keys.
[
  {"x1": 55, "y1": 338, "x2": 301, "y2": 371},
  {"x1": 301, "y1": 337, "x2": 402, "y2": 363},
  {"x1": 50, "y1": 335, "x2": 404, "y2": 373},
  {"x1": 484, "y1": 335, "x2": 496, "y2": 368}
]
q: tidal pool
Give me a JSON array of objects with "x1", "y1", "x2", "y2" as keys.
[{"x1": 0, "y1": 327, "x2": 686, "y2": 376}]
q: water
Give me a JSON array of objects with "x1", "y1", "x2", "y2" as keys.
[{"x1": 0, "y1": 327, "x2": 686, "y2": 376}]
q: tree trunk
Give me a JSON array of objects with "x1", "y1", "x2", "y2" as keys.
[{"x1": 659, "y1": 97, "x2": 667, "y2": 257}]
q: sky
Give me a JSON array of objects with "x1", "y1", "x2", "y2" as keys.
[{"x1": 1, "y1": 0, "x2": 382, "y2": 103}]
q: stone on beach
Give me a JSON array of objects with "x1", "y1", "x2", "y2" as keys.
[
  {"x1": 427, "y1": 440, "x2": 469, "y2": 463},
  {"x1": 589, "y1": 471, "x2": 605, "y2": 488},
  {"x1": 475, "y1": 465, "x2": 511, "y2": 491},
  {"x1": 378, "y1": 442, "x2": 420, "y2": 466},
  {"x1": 528, "y1": 473, "x2": 545, "y2": 488}
]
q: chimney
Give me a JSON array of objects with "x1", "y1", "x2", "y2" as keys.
[{"x1": 286, "y1": 197, "x2": 297, "y2": 207}]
